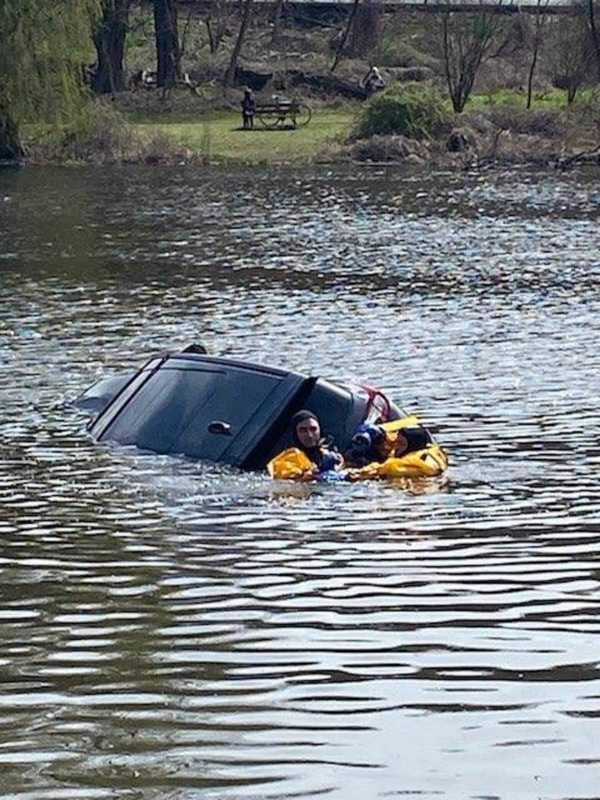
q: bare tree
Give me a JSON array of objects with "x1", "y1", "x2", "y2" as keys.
[
  {"x1": 271, "y1": 0, "x2": 285, "y2": 46},
  {"x1": 584, "y1": 0, "x2": 600, "y2": 81},
  {"x1": 92, "y1": 0, "x2": 131, "y2": 94},
  {"x1": 178, "y1": 7, "x2": 194, "y2": 64},
  {"x1": 548, "y1": 11, "x2": 592, "y2": 104},
  {"x1": 439, "y1": 1, "x2": 508, "y2": 113},
  {"x1": 224, "y1": 0, "x2": 253, "y2": 88},
  {"x1": 154, "y1": 0, "x2": 180, "y2": 88},
  {"x1": 349, "y1": 0, "x2": 381, "y2": 58},
  {"x1": 205, "y1": 0, "x2": 230, "y2": 54},
  {"x1": 526, "y1": 0, "x2": 550, "y2": 109},
  {"x1": 331, "y1": 0, "x2": 360, "y2": 73}
]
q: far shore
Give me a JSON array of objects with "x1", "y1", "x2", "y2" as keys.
[
  {"x1": 126, "y1": 97, "x2": 600, "y2": 170},
  {"x1": 14, "y1": 99, "x2": 600, "y2": 171}
]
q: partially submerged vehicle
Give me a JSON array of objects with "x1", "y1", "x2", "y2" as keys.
[{"x1": 77, "y1": 349, "x2": 447, "y2": 479}]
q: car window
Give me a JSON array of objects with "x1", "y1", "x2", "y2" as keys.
[{"x1": 101, "y1": 365, "x2": 281, "y2": 461}]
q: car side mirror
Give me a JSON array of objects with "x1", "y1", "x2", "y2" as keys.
[{"x1": 208, "y1": 420, "x2": 232, "y2": 436}]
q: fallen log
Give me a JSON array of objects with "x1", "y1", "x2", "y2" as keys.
[
  {"x1": 284, "y1": 69, "x2": 368, "y2": 100},
  {"x1": 234, "y1": 66, "x2": 273, "y2": 91}
]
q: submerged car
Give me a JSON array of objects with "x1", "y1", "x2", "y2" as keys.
[{"x1": 77, "y1": 348, "x2": 446, "y2": 477}]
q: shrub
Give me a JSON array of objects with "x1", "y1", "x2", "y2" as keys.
[
  {"x1": 483, "y1": 104, "x2": 566, "y2": 138},
  {"x1": 572, "y1": 88, "x2": 600, "y2": 127},
  {"x1": 386, "y1": 66, "x2": 435, "y2": 84},
  {"x1": 61, "y1": 104, "x2": 139, "y2": 161},
  {"x1": 30, "y1": 101, "x2": 193, "y2": 164},
  {"x1": 348, "y1": 134, "x2": 429, "y2": 162},
  {"x1": 370, "y1": 38, "x2": 438, "y2": 70},
  {"x1": 354, "y1": 82, "x2": 451, "y2": 140}
]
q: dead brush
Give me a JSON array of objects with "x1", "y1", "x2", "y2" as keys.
[
  {"x1": 29, "y1": 102, "x2": 194, "y2": 165},
  {"x1": 348, "y1": 134, "x2": 429, "y2": 162},
  {"x1": 483, "y1": 105, "x2": 566, "y2": 138}
]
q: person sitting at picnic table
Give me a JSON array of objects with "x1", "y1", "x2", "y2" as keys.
[
  {"x1": 241, "y1": 87, "x2": 256, "y2": 130},
  {"x1": 363, "y1": 66, "x2": 386, "y2": 96}
]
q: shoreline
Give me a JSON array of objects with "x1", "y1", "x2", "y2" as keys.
[{"x1": 12, "y1": 106, "x2": 600, "y2": 171}]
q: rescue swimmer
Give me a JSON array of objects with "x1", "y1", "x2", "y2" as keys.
[
  {"x1": 267, "y1": 410, "x2": 448, "y2": 482},
  {"x1": 268, "y1": 410, "x2": 346, "y2": 482}
]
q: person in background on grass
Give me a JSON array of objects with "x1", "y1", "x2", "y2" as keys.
[
  {"x1": 241, "y1": 87, "x2": 256, "y2": 130},
  {"x1": 363, "y1": 66, "x2": 386, "y2": 96}
]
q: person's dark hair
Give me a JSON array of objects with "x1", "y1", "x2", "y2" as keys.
[
  {"x1": 181, "y1": 343, "x2": 207, "y2": 355},
  {"x1": 401, "y1": 427, "x2": 432, "y2": 454}
]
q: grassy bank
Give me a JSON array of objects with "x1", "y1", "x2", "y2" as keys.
[
  {"x1": 130, "y1": 110, "x2": 355, "y2": 165},
  {"x1": 23, "y1": 88, "x2": 598, "y2": 168},
  {"x1": 125, "y1": 88, "x2": 598, "y2": 168}
]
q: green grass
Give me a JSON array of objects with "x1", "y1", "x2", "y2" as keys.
[
  {"x1": 467, "y1": 87, "x2": 598, "y2": 111},
  {"x1": 130, "y1": 110, "x2": 355, "y2": 165}
]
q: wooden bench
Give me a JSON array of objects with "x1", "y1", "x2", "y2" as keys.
[{"x1": 254, "y1": 99, "x2": 312, "y2": 129}]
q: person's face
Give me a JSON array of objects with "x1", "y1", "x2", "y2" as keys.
[{"x1": 296, "y1": 418, "x2": 320, "y2": 449}]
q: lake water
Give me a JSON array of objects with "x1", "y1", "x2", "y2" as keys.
[{"x1": 1, "y1": 164, "x2": 600, "y2": 800}]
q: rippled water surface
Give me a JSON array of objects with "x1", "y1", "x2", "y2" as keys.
[{"x1": 1, "y1": 164, "x2": 600, "y2": 800}]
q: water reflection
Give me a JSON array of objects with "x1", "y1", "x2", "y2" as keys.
[{"x1": 1, "y1": 165, "x2": 600, "y2": 799}]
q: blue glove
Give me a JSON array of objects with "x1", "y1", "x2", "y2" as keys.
[
  {"x1": 351, "y1": 423, "x2": 385, "y2": 452},
  {"x1": 317, "y1": 470, "x2": 347, "y2": 483},
  {"x1": 319, "y1": 451, "x2": 341, "y2": 473}
]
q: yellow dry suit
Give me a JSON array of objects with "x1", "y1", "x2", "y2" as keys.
[
  {"x1": 267, "y1": 417, "x2": 448, "y2": 482},
  {"x1": 267, "y1": 447, "x2": 320, "y2": 482}
]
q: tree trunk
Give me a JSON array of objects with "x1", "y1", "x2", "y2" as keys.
[
  {"x1": 527, "y1": 4, "x2": 541, "y2": 110},
  {"x1": 588, "y1": 0, "x2": 600, "y2": 82},
  {"x1": 271, "y1": 0, "x2": 285, "y2": 46},
  {"x1": 331, "y1": 0, "x2": 360, "y2": 73},
  {"x1": 0, "y1": 110, "x2": 24, "y2": 161},
  {"x1": 526, "y1": 42, "x2": 539, "y2": 110},
  {"x1": 224, "y1": 0, "x2": 253, "y2": 88},
  {"x1": 441, "y1": 10, "x2": 498, "y2": 114},
  {"x1": 206, "y1": 17, "x2": 216, "y2": 53},
  {"x1": 179, "y1": 9, "x2": 193, "y2": 62},
  {"x1": 442, "y1": 13, "x2": 459, "y2": 112},
  {"x1": 154, "y1": 0, "x2": 180, "y2": 88},
  {"x1": 93, "y1": 0, "x2": 130, "y2": 94},
  {"x1": 349, "y1": 0, "x2": 380, "y2": 58}
]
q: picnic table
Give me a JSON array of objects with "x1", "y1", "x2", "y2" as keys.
[{"x1": 255, "y1": 98, "x2": 312, "y2": 129}]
